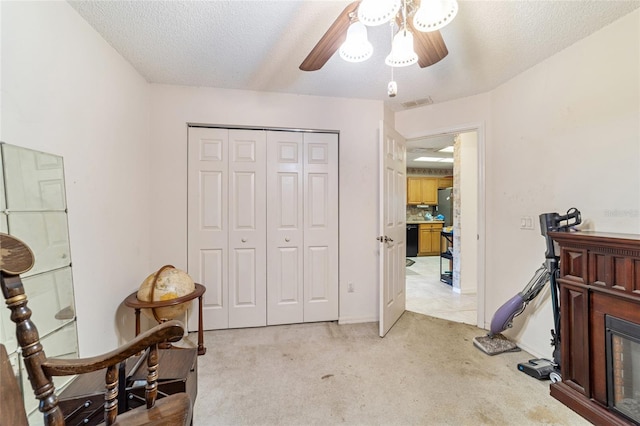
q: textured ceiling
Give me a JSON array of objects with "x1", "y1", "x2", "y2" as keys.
[
  {"x1": 68, "y1": 0, "x2": 640, "y2": 112},
  {"x1": 69, "y1": 0, "x2": 640, "y2": 110},
  {"x1": 65, "y1": 1, "x2": 639, "y2": 170}
]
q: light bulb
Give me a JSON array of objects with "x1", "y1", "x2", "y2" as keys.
[
  {"x1": 385, "y1": 28, "x2": 418, "y2": 67},
  {"x1": 414, "y1": 0, "x2": 458, "y2": 32},
  {"x1": 339, "y1": 21, "x2": 373, "y2": 62},
  {"x1": 357, "y1": 0, "x2": 401, "y2": 26}
]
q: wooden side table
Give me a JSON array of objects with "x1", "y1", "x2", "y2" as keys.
[{"x1": 123, "y1": 283, "x2": 206, "y2": 355}]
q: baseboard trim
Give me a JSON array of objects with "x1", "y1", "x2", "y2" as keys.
[
  {"x1": 510, "y1": 339, "x2": 547, "y2": 360},
  {"x1": 338, "y1": 316, "x2": 377, "y2": 325}
]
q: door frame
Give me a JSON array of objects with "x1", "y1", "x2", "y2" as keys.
[{"x1": 406, "y1": 122, "x2": 486, "y2": 328}]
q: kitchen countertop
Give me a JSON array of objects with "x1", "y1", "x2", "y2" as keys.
[{"x1": 406, "y1": 220, "x2": 445, "y2": 224}]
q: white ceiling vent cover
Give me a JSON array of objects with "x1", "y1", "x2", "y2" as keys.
[{"x1": 401, "y1": 97, "x2": 434, "y2": 109}]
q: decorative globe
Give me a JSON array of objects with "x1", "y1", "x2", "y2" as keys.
[{"x1": 137, "y1": 265, "x2": 195, "y2": 322}]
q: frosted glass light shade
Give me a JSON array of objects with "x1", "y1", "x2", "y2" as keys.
[
  {"x1": 339, "y1": 21, "x2": 373, "y2": 62},
  {"x1": 385, "y1": 28, "x2": 418, "y2": 67},
  {"x1": 414, "y1": 0, "x2": 458, "y2": 32},
  {"x1": 357, "y1": 0, "x2": 401, "y2": 26}
]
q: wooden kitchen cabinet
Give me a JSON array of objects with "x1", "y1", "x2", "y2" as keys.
[
  {"x1": 438, "y1": 176, "x2": 453, "y2": 188},
  {"x1": 407, "y1": 177, "x2": 438, "y2": 205},
  {"x1": 407, "y1": 178, "x2": 422, "y2": 204},
  {"x1": 418, "y1": 222, "x2": 443, "y2": 256}
]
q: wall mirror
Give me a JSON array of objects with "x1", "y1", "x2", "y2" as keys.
[{"x1": 0, "y1": 142, "x2": 79, "y2": 422}]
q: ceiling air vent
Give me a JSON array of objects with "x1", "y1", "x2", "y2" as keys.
[{"x1": 401, "y1": 96, "x2": 434, "y2": 109}]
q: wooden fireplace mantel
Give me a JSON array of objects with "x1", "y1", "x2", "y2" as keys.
[{"x1": 549, "y1": 231, "x2": 640, "y2": 426}]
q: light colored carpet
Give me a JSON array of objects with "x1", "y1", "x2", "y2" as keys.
[{"x1": 190, "y1": 312, "x2": 589, "y2": 425}]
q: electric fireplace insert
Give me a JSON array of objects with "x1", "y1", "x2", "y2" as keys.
[{"x1": 606, "y1": 315, "x2": 640, "y2": 424}]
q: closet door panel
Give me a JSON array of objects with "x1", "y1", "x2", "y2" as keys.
[
  {"x1": 267, "y1": 132, "x2": 304, "y2": 325},
  {"x1": 303, "y1": 133, "x2": 338, "y2": 322},
  {"x1": 232, "y1": 172, "x2": 257, "y2": 228},
  {"x1": 232, "y1": 248, "x2": 258, "y2": 305},
  {"x1": 201, "y1": 172, "x2": 224, "y2": 229},
  {"x1": 199, "y1": 249, "x2": 225, "y2": 311},
  {"x1": 307, "y1": 246, "x2": 330, "y2": 300},
  {"x1": 269, "y1": 246, "x2": 302, "y2": 319},
  {"x1": 308, "y1": 174, "x2": 328, "y2": 227},
  {"x1": 228, "y1": 130, "x2": 266, "y2": 328},
  {"x1": 188, "y1": 127, "x2": 229, "y2": 329}
]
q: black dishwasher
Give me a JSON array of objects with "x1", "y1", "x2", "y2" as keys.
[{"x1": 406, "y1": 225, "x2": 418, "y2": 257}]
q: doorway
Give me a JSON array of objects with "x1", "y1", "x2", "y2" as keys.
[{"x1": 404, "y1": 130, "x2": 481, "y2": 326}]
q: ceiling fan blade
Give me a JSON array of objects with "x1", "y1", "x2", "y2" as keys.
[
  {"x1": 299, "y1": 1, "x2": 360, "y2": 72},
  {"x1": 408, "y1": 22, "x2": 448, "y2": 68},
  {"x1": 403, "y1": 1, "x2": 448, "y2": 68}
]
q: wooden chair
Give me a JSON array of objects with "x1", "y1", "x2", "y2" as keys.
[
  {"x1": 1, "y1": 342, "x2": 29, "y2": 426},
  {"x1": 0, "y1": 233, "x2": 192, "y2": 426}
]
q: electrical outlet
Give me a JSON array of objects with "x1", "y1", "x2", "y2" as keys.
[{"x1": 348, "y1": 282, "x2": 355, "y2": 293}]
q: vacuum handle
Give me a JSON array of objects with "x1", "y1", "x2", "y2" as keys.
[
  {"x1": 555, "y1": 207, "x2": 581, "y2": 231},
  {"x1": 539, "y1": 208, "x2": 582, "y2": 259}
]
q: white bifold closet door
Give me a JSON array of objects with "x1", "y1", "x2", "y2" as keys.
[
  {"x1": 188, "y1": 127, "x2": 266, "y2": 329},
  {"x1": 266, "y1": 131, "x2": 338, "y2": 325},
  {"x1": 188, "y1": 127, "x2": 337, "y2": 330}
]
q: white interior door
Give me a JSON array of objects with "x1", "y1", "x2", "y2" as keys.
[
  {"x1": 379, "y1": 121, "x2": 407, "y2": 337},
  {"x1": 303, "y1": 132, "x2": 338, "y2": 322},
  {"x1": 228, "y1": 129, "x2": 267, "y2": 328},
  {"x1": 266, "y1": 131, "x2": 304, "y2": 325},
  {"x1": 189, "y1": 127, "x2": 337, "y2": 330},
  {"x1": 267, "y1": 131, "x2": 338, "y2": 324},
  {"x1": 188, "y1": 127, "x2": 229, "y2": 329}
]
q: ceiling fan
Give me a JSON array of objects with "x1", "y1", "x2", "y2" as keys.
[{"x1": 299, "y1": 0, "x2": 453, "y2": 72}]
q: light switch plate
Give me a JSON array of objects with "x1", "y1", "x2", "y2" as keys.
[{"x1": 520, "y1": 216, "x2": 534, "y2": 230}]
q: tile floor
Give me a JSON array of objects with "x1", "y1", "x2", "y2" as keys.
[{"x1": 406, "y1": 255, "x2": 477, "y2": 325}]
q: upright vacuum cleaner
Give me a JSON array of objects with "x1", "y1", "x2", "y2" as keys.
[{"x1": 473, "y1": 208, "x2": 582, "y2": 381}]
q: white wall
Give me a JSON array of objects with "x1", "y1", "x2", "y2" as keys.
[
  {"x1": 396, "y1": 9, "x2": 640, "y2": 357},
  {"x1": 489, "y1": 9, "x2": 639, "y2": 357},
  {"x1": 1, "y1": 2, "x2": 151, "y2": 355},
  {"x1": 458, "y1": 131, "x2": 478, "y2": 295},
  {"x1": 0, "y1": 1, "x2": 3, "y2": 138},
  {"x1": 148, "y1": 85, "x2": 385, "y2": 325}
]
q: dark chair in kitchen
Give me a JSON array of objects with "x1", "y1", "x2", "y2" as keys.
[{"x1": 0, "y1": 233, "x2": 192, "y2": 426}]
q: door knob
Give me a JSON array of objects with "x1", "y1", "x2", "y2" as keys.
[
  {"x1": 285, "y1": 237, "x2": 290, "y2": 242},
  {"x1": 241, "y1": 238, "x2": 247, "y2": 243}
]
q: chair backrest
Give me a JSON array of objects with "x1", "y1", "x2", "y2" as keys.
[
  {"x1": 1, "y1": 233, "x2": 65, "y2": 424},
  {"x1": 0, "y1": 343, "x2": 29, "y2": 426},
  {"x1": 0, "y1": 233, "x2": 191, "y2": 426}
]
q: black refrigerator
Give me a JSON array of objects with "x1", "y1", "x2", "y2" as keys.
[{"x1": 437, "y1": 188, "x2": 453, "y2": 227}]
